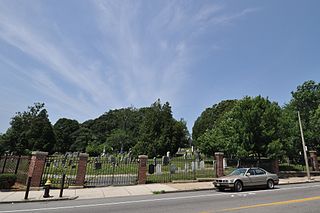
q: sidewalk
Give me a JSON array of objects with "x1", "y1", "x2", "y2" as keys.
[{"x1": 1, "y1": 176, "x2": 320, "y2": 204}]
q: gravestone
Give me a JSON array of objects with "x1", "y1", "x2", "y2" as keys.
[
  {"x1": 170, "y1": 164, "x2": 176, "y2": 174},
  {"x1": 162, "y1": 156, "x2": 169, "y2": 166},
  {"x1": 195, "y1": 160, "x2": 199, "y2": 170},
  {"x1": 153, "y1": 157, "x2": 157, "y2": 166},
  {"x1": 95, "y1": 162, "x2": 102, "y2": 170},
  {"x1": 191, "y1": 162, "x2": 195, "y2": 171},
  {"x1": 156, "y1": 164, "x2": 162, "y2": 174},
  {"x1": 148, "y1": 164, "x2": 155, "y2": 174},
  {"x1": 200, "y1": 160, "x2": 205, "y2": 170},
  {"x1": 223, "y1": 158, "x2": 227, "y2": 168},
  {"x1": 166, "y1": 151, "x2": 170, "y2": 158}
]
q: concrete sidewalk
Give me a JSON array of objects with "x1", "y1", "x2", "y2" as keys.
[{"x1": 1, "y1": 176, "x2": 320, "y2": 204}]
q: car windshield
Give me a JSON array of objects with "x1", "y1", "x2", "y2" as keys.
[{"x1": 229, "y1": 168, "x2": 247, "y2": 176}]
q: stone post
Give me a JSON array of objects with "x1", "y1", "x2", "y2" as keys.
[
  {"x1": 138, "y1": 155, "x2": 148, "y2": 184},
  {"x1": 310, "y1": 151, "x2": 319, "y2": 171},
  {"x1": 75, "y1": 153, "x2": 89, "y2": 186},
  {"x1": 27, "y1": 151, "x2": 48, "y2": 187},
  {"x1": 214, "y1": 152, "x2": 224, "y2": 177}
]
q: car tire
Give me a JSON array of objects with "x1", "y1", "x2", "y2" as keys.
[
  {"x1": 234, "y1": 181, "x2": 243, "y2": 192},
  {"x1": 267, "y1": 179, "x2": 274, "y2": 189}
]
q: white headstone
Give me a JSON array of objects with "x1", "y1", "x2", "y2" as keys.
[
  {"x1": 223, "y1": 158, "x2": 227, "y2": 168},
  {"x1": 156, "y1": 164, "x2": 162, "y2": 174},
  {"x1": 200, "y1": 160, "x2": 205, "y2": 170},
  {"x1": 191, "y1": 161, "x2": 195, "y2": 171}
]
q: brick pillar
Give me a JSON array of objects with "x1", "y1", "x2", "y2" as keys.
[
  {"x1": 138, "y1": 155, "x2": 148, "y2": 184},
  {"x1": 27, "y1": 151, "x2": 48, "y2": 187},
  {"x1": 215, "y1": 152, "x2": 224, "y2": 177},
  {"x1": 75, "y1": 153, "x2": 89, "y2": 186},
  {"x1": 271, "y1": 159, "x2": 279, "y2": 174},
  {"x1": 310, "y1": 151, "x2": 319, "y2": 171}
]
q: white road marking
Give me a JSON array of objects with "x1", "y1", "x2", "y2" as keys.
[{"x1": 1, "y1": 184, "x2": 320, "y2": 213}]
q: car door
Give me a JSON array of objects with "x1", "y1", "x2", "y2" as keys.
[
  {"x1": 253, "y1": 168, "x2": 267, "y2": 186},
  {"x1": 245, "y1": 169, "x2": 257, "y2": 187}
]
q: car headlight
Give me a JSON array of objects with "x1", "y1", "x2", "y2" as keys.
[{"x1": 228, "y1": 179, "x2": 234, "y2": 183}]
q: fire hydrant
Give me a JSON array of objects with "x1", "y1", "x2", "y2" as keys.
[{"x1": 43, "y1": 179, "x2": 52, "y2": 198}]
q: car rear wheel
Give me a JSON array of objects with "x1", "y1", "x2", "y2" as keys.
[
  {"x1": 234, "y1": 181, "x2": 243, "y2": 192},
  {"x1": 267, "y1": 179, "x2": 274, "y2": 189}
]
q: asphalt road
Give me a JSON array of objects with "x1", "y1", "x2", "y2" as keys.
[{"x1": 1, "y1": 182, "x2": 320, "y2": 213}]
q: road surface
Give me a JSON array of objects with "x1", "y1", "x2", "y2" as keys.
[{"x1": 1, "y1": 182, "x2": 320, "y2": 213}]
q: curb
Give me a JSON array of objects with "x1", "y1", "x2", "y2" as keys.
[
  {"x1": 278, "y1": 179, "x2": 320, "y2": 185},
  {"x1": 0, "y1": 196, "x2": 78, "y2": 204},
  {"x1": 157, "y1": 188, "x2": 214, "y2": 194}
]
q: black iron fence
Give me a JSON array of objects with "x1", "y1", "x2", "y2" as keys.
[
  {"x1": 0, "y1": 155, "x2": 31, "y2": 184},
  {"x1": 147, "y1": 156, "x2": 215, "y2": 183},
  {"x1": 41, "y1": 155, "x2": 79, "y2": 187},
  {"x1": 85, "y1": 156, "x2": 138, "y2": 187}
]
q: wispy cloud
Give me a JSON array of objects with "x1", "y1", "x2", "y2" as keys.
[
  {"x1": 93, "y1": 1, "x2": 258, "y2": 104},
  {"x1": 0, "y1": 3, "x2": 121, "y2": 107},
  {"x1": 0, "y1": 1, "x2": 258, "y2": 129}
]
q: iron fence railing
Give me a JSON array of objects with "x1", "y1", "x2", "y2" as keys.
[
  {"x1": 147, "y1": 156, "x2": 216, "y2": 183},
  {"x1": 41, "y1": 155, "x2": 79, "y2": 187},
  {"x1": 85, "y1": 156, "x2": 138, "y2": 187}
]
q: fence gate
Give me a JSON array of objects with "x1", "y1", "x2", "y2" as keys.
[
  {"x1": 41, "y1": 155, "x2": 79, "y2": 187},
  {"x1": 85, "y1": 156, "x2": 138, "y2": 187}
]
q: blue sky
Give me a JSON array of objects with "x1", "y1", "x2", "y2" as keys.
[{"x1": 0, "y1": 0, "x2": 319, "y2": 134}]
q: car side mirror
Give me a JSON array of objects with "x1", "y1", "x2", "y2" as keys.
[{"x1": 246, "y1": 173, "x2": 251, "y2": 176}]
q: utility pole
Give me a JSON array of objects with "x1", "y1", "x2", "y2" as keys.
[{"x1": 298, "y1": 111, "x2": 311, "y2": 180}]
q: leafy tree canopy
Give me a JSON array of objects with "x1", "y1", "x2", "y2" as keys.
[
  {"x1": 284, "y1": 80, "x2": 320, "y2": 154},
  {"x1": 197, "y1": 96, "x2": 284, "y2": 159},
  {"x1": 1, "y1": 103, "x2": 56, "y2": 155},
  {"x1": 53, "y1": 118, "x2": 80, "y2": 154}
]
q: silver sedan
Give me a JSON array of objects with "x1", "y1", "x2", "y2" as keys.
[{"x1": 213, "y1": 167, "x2": 279, "y2": 192}]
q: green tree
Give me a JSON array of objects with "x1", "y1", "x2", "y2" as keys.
[
  {"x1": 1, "y1": 103, "x2": 56, "y2": 154},
  {"x1": 53, "y1": 118, "x2": 80, "y2": 154},
  {"x1": 286, "y1": 80, "x2": 320, "y2": 153},
  {"x1": 197, "y1": 96, "x2": 284, "y2": 159},
  {"x1": 310, "y1": 106, "x2": 320, "y2": 152},
  {"x1": 192, "y1": 100, "x2": 237, "y2": 143},
  {"x1": 105, "y1": 129, "x2": 132, "y2": 153},
  {"x1": 133, "y1": 100, "x2": 189, "y2": 157},
  {"x1": 0, "y1": 134, "x2": 6, "y2": 155},
  {"x1": 70, "y1": 127, "x2": 95, "y2": 153}
]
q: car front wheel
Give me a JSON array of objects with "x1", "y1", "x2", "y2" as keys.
[{"x1": 234, "y1": 181, "x2": 243, "y2": 192}]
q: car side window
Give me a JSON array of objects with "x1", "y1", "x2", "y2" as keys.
[
  {"x1": 254, "y1": 169, "x2": 266, "y2": 175},
  {"x1": 248, "y1": 169, "x2": 255, "y2": 175}
]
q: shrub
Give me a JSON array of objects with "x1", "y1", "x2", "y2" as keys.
[
  {"x1": 0, "y1": 174, "x2": 17, "y2": 189},
  {"x1": 279, "y1": 164, "x2": 304, "y2": 171}
]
